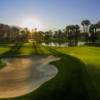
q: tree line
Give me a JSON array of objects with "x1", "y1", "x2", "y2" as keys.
[{"x1": 0, "y1": 20, "x2": 100, "y2": 46}]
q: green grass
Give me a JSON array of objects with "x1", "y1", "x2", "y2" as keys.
[
  {"x1": 0, "y1": 45, "x2": 11, "y2": 55},
  {"x1": 0, "y1": 43, "x2": 100, "y2": 99},
  {"x1": 0, "y1": 59, "x2": 6, "y2": 69},
  {"x1": 55, "y1": 46, "x2": 100, "y2": 99}
]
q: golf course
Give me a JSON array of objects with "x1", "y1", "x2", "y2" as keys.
[
  {"x1": 0, "y1": 0, "x2": 100, "y2": 99},
  {"x1": 0, "y1": 42, "x2": 99, "y2": 100}
]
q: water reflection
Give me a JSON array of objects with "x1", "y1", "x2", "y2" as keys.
[{"x1": 42, "y1": 42, "x2": 85, "y2": 47}]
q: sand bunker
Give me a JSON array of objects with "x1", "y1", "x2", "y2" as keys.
[{"x1": 0, "y1": 55, "x2": 60, "y2": 98}]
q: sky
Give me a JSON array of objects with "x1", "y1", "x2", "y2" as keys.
[{"x1": 0, "y1": 0, "x2": 100, "y2": 31}]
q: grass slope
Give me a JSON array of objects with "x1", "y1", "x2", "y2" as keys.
[{"x1": 55, "y1": 46, "x2": 100, "y2": 99}]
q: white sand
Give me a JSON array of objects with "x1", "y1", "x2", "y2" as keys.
[{"x1": 0, "y1": 55, "x2": 60, "y2": 98}]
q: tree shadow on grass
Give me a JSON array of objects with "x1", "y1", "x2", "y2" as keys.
[
  {"x1": 32, "y1": 43, "x2": 48, "y2": 56},
  {"x1": 85, "y1": 64, "x2": 100, "y2": 98},
  {"x1": 0, "y1": 43, "x2": 23, "y2": 58},
  {"x1": 43, "y1": 47, "x2": 99, "y2": 100},
  {"x1": 32, "y1": 43, "x2": 39, "y2": 55}
]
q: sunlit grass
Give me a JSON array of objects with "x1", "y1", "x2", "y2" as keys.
[
  {"x1": 55, "y1": 46, "x2": 100, "y2": 64},
  {"x1": 0, "y1": 44, "x2": 14, "y2": 55},
  {"x1": 18, "y1": 46, "x2": 35, "y2": 56},
  {"x1": 55, "y1": 46, "x2": 100, "y2": 97},
  {"x1": 0, "y1": 47, "x2": 10, "y2": 55}
]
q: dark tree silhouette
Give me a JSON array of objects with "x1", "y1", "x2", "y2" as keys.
[
  {"x1": 89, "y1": 24, "x2": 97, "y2": 42},
  {"x1": 66, "y1": 25, "x2": 80, "y2": 46},
  {"x1": 81, "y1": 20, "x2": 91, "y2": 33},
  {"x1": 97, "y1": 21, "x2": 100, "y2": 29},
  {"x1": 66, "y1": 25, "x2": 73, "y2": 46},
  {"x1": 81, "y1": 20, "x2": 91, "y2": 42},
  {"x1": 74, "y1": 25, "x2": 80, "y2": 46}
]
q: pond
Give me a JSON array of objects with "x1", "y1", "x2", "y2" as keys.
[{"x1": 42, "y1": 42, "x2": 86, "y2": 47}]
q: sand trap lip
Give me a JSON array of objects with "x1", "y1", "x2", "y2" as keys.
[{"x1": 0, "y1": 55, "x2": 60, "y2": 98}]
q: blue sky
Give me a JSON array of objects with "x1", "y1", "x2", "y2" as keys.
[{"x1": 0, "y1": 0, "x2": 100, "y2": 30}]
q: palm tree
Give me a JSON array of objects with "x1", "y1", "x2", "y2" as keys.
[
  {"x1": 0, "y1": 24, "x2": 5, "y2": 39},
  {"x1": 81, "y1": 20, "x2": 91, "y2": 33},
  {"x1": 74, "y1": 25, "x2": 80, "y2": 46},
  {"x1": 33, "y1": 31, "x2": 44, "y2": 43},
  {"x1": 24, "y1": 28, "x2": 30, "y2": 41},
  {"x1": 89, "y1": 24, "x2": 97, "y2": 34},
  {"x1": 81, "y1": 21, "x2": 85, "y2": 32},
  {"x1": 81, "y1": 20, "x2": 91, "y2": 42},
  {"x1": 66, "y1": 25, "x2": 78, "y2": 46},
  {"x1": 97, "y1": 21, "x2": 100, "y2": 29},
  {"x1": 0, "y1": 24, "x2": 10, "y2": 42},
  {"x1": 69, "y1": 25, "x2": 80, "y2": 46},
  {"x1": 66, "y1": 25, "x2": 73, "y2": 46},
  {"x1": 85, "y1": 20, "x2": 91, "y2": 33},
  {"x1": 44, "y1": 30, "x2": 53, "y2": 43},
  {"x1": 20, "y1": 28, "x2": 30, "y2": 41},
  {"x1": 89, "y1": 24, "x2": 97, "y2": 42},
  {"x1": 10, "y1": 26, "x2": 20, "y2": 41}
]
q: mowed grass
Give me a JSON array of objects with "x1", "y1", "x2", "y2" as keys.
[
  {"x1": 55, "y1": 46, "x2": 100, "y2": 99},
  {"x1": 0, "y1": 45, "x2": 12, "y2": 55},
  {"x1": 0, "y1": 42, "x2": 49, "y2": 57},
  {"x1": 0, "y1": 43, "x2": 100, "y2": 99},
  {"x1": 0, "y1": 44, "x2": 13, "y2": 69}
]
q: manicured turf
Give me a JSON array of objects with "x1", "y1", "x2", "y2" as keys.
[
  {"x1": 0, "y1": 43, "x2": 100, "y2": 100},
  {"x1": 55, "y1": 46, "x2": 100, "y2": 99}
]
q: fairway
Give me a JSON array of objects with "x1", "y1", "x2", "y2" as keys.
[{"x1": 56, "y1": 46, "x2": 100, "y2": 99}]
